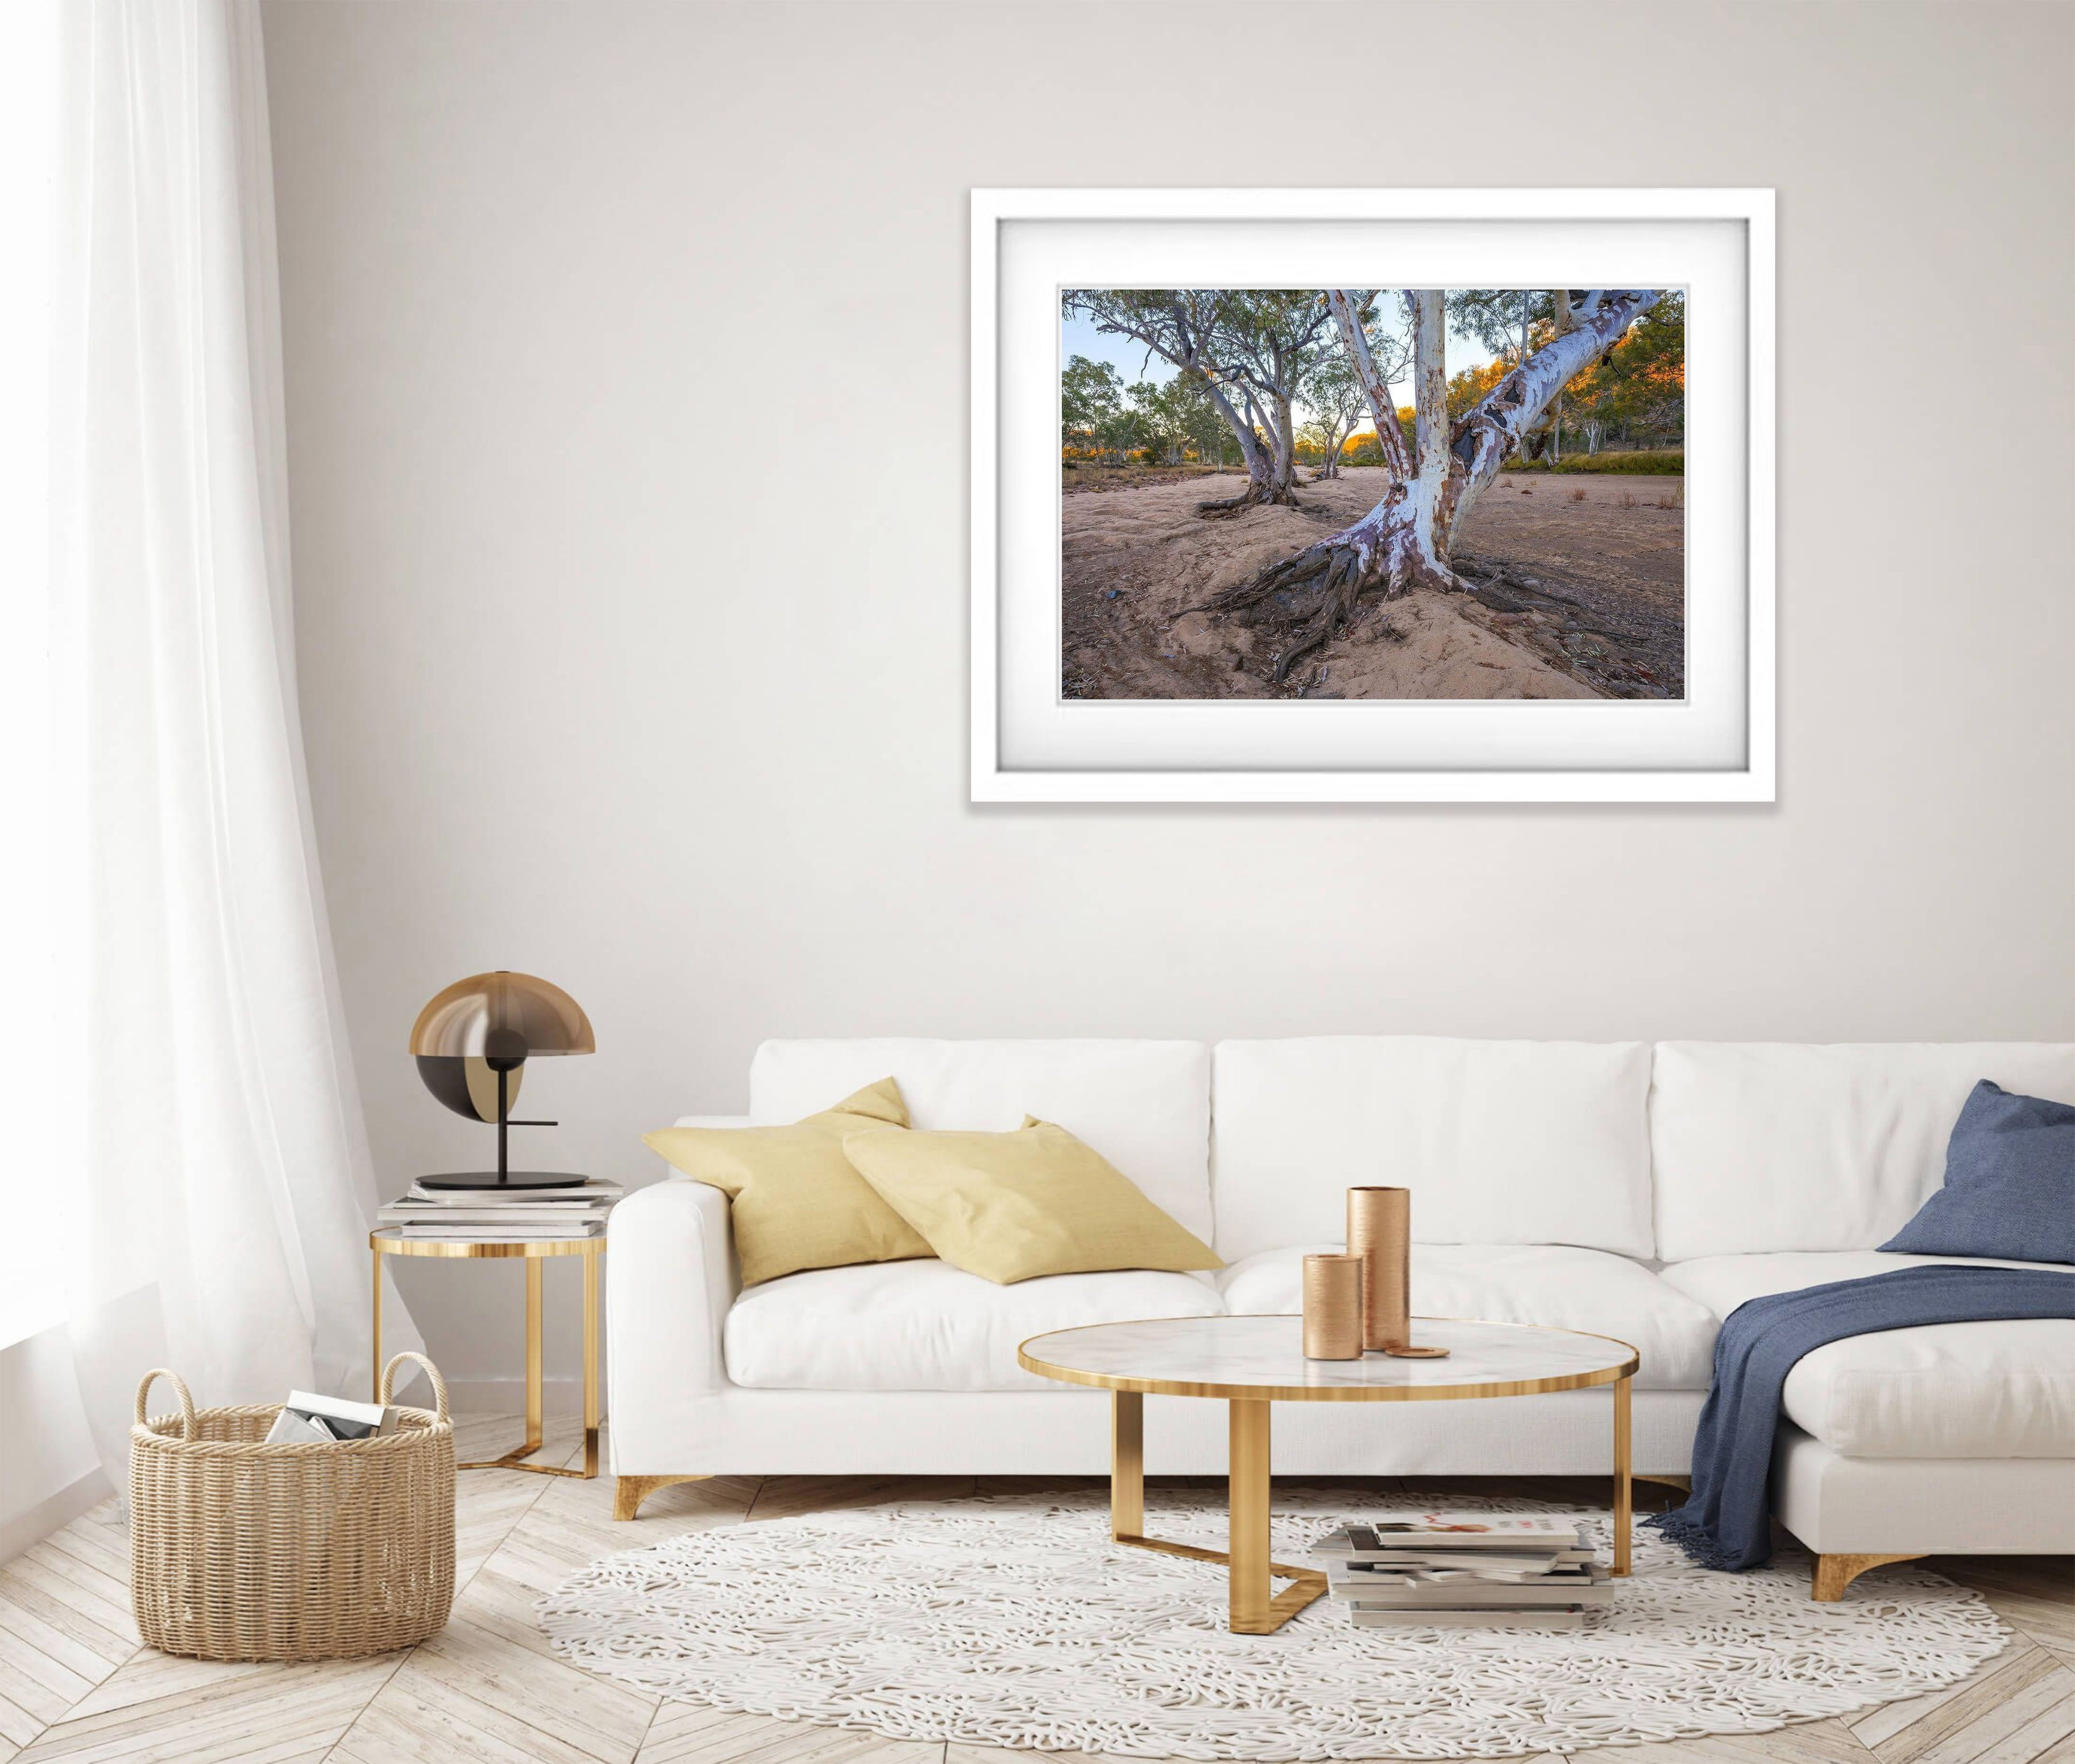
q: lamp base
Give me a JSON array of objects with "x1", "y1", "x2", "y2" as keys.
[{"x1": 416, "y1": 1170, "x2": 594, "y2": 1192}]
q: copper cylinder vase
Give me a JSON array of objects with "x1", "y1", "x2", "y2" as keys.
[
  {"x1": 1346, "y1": 1186, "x2": 1411, "y2": 1353},
  {"x1": 1301, "y1": 1254, "x2": 1364, "y2": 1360}
]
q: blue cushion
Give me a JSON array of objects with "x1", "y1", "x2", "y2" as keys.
[{"x1": 1880, "y1": 1080, "x2": 2075, "y2": 1263}]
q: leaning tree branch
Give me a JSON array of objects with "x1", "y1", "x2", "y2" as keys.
[
  {"x1": 1445, "y1": 288, "x2": 1662, "y2": 545},
  {"x1": 1326, "y1": 288, "x2": 1412, "y2": 483}
]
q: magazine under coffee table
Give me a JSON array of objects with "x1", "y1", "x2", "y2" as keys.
[{"x1": 1017, "y1": 1315, "x2": 1639, "y2": 1634}]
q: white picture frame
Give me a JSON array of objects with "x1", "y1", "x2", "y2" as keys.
[{"x1": 970, "y1": 187, "x2": 1774, "y2": 804}]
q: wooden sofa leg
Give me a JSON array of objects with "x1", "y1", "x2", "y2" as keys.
[
  {"x1": 615, "y1": 1473, "x2": 710, "y2": 1521},
  {"x1": 1811, "y1": 1552, "x2": 1924, "y2": 1601}
]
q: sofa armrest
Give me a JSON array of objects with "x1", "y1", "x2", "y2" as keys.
[{"x1": 608, "y1": 1177, "x2": 737, "y2": 1409}]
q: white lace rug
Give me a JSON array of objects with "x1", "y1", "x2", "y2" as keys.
[{"x1": 538, "y1": 1490, "x2": 2008, "y2": 1759}]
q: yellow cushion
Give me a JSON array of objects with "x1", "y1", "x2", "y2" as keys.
[
  {"x1": 840, "y1": 1117, "x2": 1222, "y2": 1285},
  {"x1": 643, "y1": 1079, "x2": 931, "y2": 1286}
]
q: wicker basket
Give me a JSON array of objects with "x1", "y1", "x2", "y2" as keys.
[{"x1": 130, "y1": 1353, "x2": 456, "y2": 1661}]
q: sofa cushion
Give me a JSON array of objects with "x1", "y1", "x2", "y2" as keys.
[
  {"x1": 643, "y1": 1078, "x2": 928, "y2": 1286},
  {"x1": 724, "y1": 1259, "x2": 1223, "y2": 1392},
  {"x1": 844, "y1": 1120, "x2": 1221, "y2": 1284},
  {"x1": 1650, "y1": 1042, "x2": 2075, "y2": 1261},
  {"x1": 1661, "y1": 1251, "x2": 2075, "y2": 1457},
  {"x1": 1881, "y1": 1081, "x2": 2075, "y2": 1264},
  {"x1": 1216, "y1": 1243, "x2": 1717, "y2": 1389},
  {"x1": 1211, "y1": 1038, "x2": 1654, "y2": 1261},
  {"x1": 750, "y1": 1039, "x2": 1213, "y2": 1242}
]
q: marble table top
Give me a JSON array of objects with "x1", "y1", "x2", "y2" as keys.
[{"x1": 1018, "y1": 1314, "x2": 1636, "y2": 1401}]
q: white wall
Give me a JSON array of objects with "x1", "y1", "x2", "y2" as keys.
[
  {"x1": 259, "y1": 0, "x2": 2074, "y2": 1393},
  {"x1": 0, "y1": 1331, "x2": 107, "y2": 1562}
]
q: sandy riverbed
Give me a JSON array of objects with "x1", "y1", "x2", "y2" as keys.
[{"x1": 1061, "y1": 466, "x2": 1685, "y2": 701}]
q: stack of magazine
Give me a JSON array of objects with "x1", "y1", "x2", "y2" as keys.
[
  {"x1": 1311, "y1": 1516, "x2": 1612, "y2": 1629},
  {"x1": 265, "y1": 1389, "x2": 400, "y2": 1444},
  {"x1": 377, "y1": 1177, "x2": 622, "y2": 1241}
]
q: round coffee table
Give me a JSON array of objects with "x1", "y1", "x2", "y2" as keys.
[{"x1": 1018, "y1": 1314, "x2": 1638, "y2": 1634}]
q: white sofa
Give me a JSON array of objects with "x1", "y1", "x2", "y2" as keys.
[{"x1": 607, "y1": 1037, "x2": 2075, "y2": 1594}]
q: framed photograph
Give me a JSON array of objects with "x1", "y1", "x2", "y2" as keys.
[{"x1": 970, "y1": 188, "x2": 1773, "y2": 803}]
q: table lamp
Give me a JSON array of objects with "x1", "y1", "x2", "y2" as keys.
[{"x1": 410, "y1": 970, "x2": 595, "y2": 1190}]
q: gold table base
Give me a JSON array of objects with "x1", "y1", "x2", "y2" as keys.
[
  {"x1": 1111, "y1": 1391, "x2": 1326, "y2": 1633},
  {"x1": 370, "y1": 1230, "x2": 603, "y2": 1479},
  {"x1": 1106, "y1": 1375, "x2": 1632, "y2": 1634}
]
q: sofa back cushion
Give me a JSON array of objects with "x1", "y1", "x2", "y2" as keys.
[
  {"x1": 749, "y1": 1039, "x2": 1213, "y2": 1242},
  {"x1": 1651, "y1": 1042, "x2": 2075, "y2": 1261},
  {"x1": 1210, "y1": 1038, "x2": 1654, "y2": 1261}
]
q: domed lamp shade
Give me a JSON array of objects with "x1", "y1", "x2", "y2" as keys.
[{"x1": 410, "y1": 971, "x2": 595, "y2": 1190}]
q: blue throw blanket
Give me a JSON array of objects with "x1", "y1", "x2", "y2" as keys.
[{"x1": 1649, "y1": 1264, "x2": 2075, "y2": 1571}]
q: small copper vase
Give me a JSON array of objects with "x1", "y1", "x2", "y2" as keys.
[
  {"x1": 1301, "y1": 1253, "x2": 1363, "y2": 1359},
  {"x1": 1346, "y1": 1186, "x2": 1450, "y2": 1359}
]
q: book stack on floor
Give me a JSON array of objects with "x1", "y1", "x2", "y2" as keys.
[
  {"x1": 377, "y1": 1178, "x2": 622, "y2": 1241},
  {"x1": 1312, "y1": 1516, "x2": 1613, "y2": 1629}
]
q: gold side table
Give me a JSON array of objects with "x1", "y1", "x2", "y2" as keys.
[{"x1": 370, "y1": 1228, "x2": 603, "y2": 1478}]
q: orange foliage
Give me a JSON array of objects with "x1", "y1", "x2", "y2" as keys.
[{"x1": 1445, "y1": 358, "x2": 1510, "y2": 418}]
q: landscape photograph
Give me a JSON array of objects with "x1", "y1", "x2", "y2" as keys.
[{"x1": 1060, "y1": 288, "x2": 1686, "y2": 701}]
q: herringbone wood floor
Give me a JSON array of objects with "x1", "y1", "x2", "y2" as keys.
[{"x1": 1, "y1": 1417, "x2": 2068, "y2": 1764}]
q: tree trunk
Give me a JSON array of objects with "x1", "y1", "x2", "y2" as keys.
[
  {"x1": 1270, "y1": 391, "x2": 1298, "y2": 495},
  {"x1": 1192, "y1": 378, "x2": 1294, "y2": 515},
  {"x1": 1326, "y1": 290, "x2": 1413, "y2": 480},
  {"x1": 1193, "y1": 288, "x2": 1662, "y2": 680},
  {"x1": 1195, "y1": 438, "x2": 1281, "y2": 513},
  {"x1": 1325, "y1": 407, "x2": 1359, "y2": 478},
  {"x1": 1407, "y1": 290, "x2": 1451, "y2": 577}
]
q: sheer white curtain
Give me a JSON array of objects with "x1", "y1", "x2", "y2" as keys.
[
  {"x1": 0, "y1": 0, "x2": 63, "y2": 1357},
  {"x1": 12, "y1": 0, "x2": 416, "y2": 1483}
]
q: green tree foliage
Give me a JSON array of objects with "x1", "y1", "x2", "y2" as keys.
[
  {"x1": 1061, "y1": 354, "x2": 1235, "y2": 468},
  {"x1": 1446, "y1": 290, "x2": 1554, "y2": 365},
  {"x1": 1162, "y1": 372, "x2": 1231, "y2": 467},
  {"x1": 1124, "y1": 379, "x2": 1186, "y2": 464},
  {"x1": 1298, "y1": 349, "x2": 1366, "y2": 476},
  {"x1": 1062, "y1": 355, "x2": 1125, "y2": 459},
  {"x1": 1061, "y1": 355, "x2": 1156, "y2": 464},
  {"x1": 1572, "y1": 292, "x2": 1684, "y2": 443},
  {"x1": 1504, "y1": 450, "x2": 1684, "y2": 475}
]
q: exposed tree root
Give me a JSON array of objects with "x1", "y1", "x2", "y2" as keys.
[
  {"x1": 1196, "y1": 480, "x2": 1302, "y2": 519},
  {"x1": 1188, "y1": 538, "x2": 1392, "y2": 683},
  {"x1": 1455, "y1": 554, "x2": 1594, "y2": 615},
  {"x1": 1449, "y1": 553, "x2": 1684, "y2": 698},
  {"x1": 1185, "y1": 490, "x2": 1465, "y2": 682}
]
